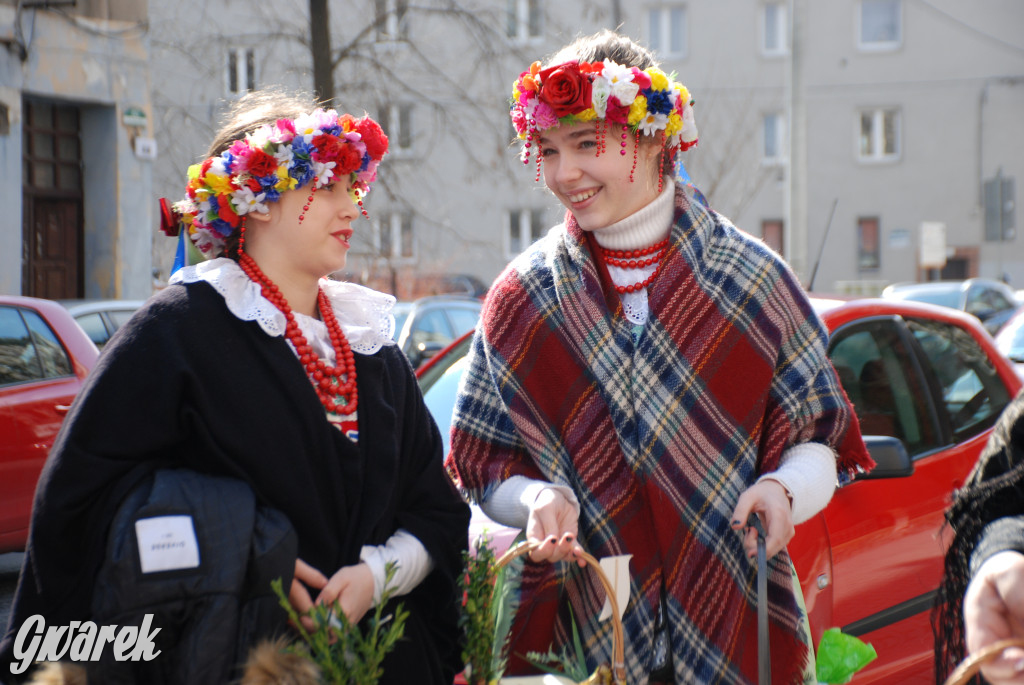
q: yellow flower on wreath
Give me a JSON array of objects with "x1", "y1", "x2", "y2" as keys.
[
  {"x1": 275, "y1": 165, "x2": 298, "y2": 192},
  {"x1": 665, "y1": 111, "x2": 683, "y2": 138},
  {"x1": 628, "y1": 95, "x2": 648, "y2": 126},
  {"x1": 646, "y1": 68, "x2": 669, "y2": 91},
  {"x1": 575, "y1": 107, "x2": 598, "y2": 122}
]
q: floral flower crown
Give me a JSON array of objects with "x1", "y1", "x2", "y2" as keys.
[
  {"x1": 165, "y1": 109, "x2": 388, "y2": 258},
  {"x1": 511, "y1": 59, "x2": 698, "y2": 173}
]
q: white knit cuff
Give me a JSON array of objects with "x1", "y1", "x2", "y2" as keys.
[
  {"x1": 479, "y1": 475, "x2": 580, "y2": 529},
  {"x1": 757, "y1": 442, "x2": 837, "y2": 524},
  {"x1": 358, "y1": 529, "x2": 433, "y2": 606}
]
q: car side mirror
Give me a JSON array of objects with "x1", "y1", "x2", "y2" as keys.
[{"x1": 856, "y1": 435, "x2": 914, "y2": 480}]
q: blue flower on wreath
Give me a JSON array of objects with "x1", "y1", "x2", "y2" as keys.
[{"x1": 645, "y1": 89, "x2": 674, "y2": 115}]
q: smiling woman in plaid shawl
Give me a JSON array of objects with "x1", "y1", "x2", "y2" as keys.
[{"x1": 445, "y1": 30, "x2": 872, "y2": 685}]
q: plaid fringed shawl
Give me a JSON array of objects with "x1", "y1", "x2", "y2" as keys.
[{"x1": 447, "y1": 187, "x2": 872, "y2": 684}]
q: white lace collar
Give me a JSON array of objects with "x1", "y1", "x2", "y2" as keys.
[{"x1": 169, "y1": 258, "x2": 395, "y2": 355}]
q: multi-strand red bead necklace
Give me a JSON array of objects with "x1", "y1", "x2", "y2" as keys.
[
  {"x1": 598, "y1": 238, "x2": 670, "y2": 294},
  {"x1": 238, "y1": 249, "x2": 358, "y2": 416}
]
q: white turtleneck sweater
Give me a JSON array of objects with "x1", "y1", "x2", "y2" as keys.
[{"x1": 481, "y1": 179, "x2": 838, "y2": 529}]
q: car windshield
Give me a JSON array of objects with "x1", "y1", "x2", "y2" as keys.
[
  {"x1": 391, "y1": 305, "x2": 412, "y2": 340},
  {"x1": 996, "y1": 315, "x2": 1024, "y2": 362},
  {"x1": 889, "y1": 286, "x2": 960, "y2": 309}
]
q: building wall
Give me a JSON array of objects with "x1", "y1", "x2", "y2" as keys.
[
  {"x1": 0, "y1": 1, "x2": 154, "y2": 298},
  {"x1": 144, "y1": 0, "x2": 1024, "y2": 299}
]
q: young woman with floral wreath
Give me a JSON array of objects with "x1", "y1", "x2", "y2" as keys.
[
  {"x1": 445, "y1": 30, "x2": 873, "y2": 684},
  {"x1": 0, "y1": 88, "x2": 469, "y2": 684}
]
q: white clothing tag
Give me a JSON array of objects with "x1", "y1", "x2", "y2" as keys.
[
  {"x1": 134, "y1": 515, "x2": 201, "y2": 573},
  {"x1": 598, "y1": 554, "x2": 632, "y2": 622}
]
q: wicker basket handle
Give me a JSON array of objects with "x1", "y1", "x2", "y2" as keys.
[
  {"x1": 943, "y1": 638, "x2": 1024, "y2": 685},
  {"x1": 495, "y1": 540, "x2": 628, "y2": 685}
]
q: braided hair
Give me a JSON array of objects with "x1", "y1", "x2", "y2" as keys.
[{"x1": 933, "y1": 391, "x2": 1024, "y2": 682}]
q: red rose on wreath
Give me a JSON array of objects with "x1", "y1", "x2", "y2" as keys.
[
  {"x1": 538, "y1": 62, "x2": 593, "y2": 118},
  {"x1": 356, "y1": 116, "x2": 389, "y2": 160},
  {"x1": 335, "y1": 144, "x2": 363, "y2": 175},
  {"x1": 247, "y1": 149, "x2": 278, "y2": 177},
  {"x1": 311, "y1": 134, "x2": 344, "y2": 164}
]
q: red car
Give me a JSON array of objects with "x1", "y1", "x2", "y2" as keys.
[
  {"x1": 0, "y1": 295, "x2": 99, "y2": 553},
  {"x1": 418, "y1": 296, "x2": 1023, "y2": 683}
]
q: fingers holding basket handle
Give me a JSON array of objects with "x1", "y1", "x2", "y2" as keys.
[
  {"x1": 526, "y1": 486, "x2": 586, "y2": 566},
  {"x1": 943, "y1": 638, "x2": 1024, "y2": 685}
]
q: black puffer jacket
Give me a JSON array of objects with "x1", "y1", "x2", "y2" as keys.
[{"x1": 87, "y1": 468, "x2": 297, "y2": 684}]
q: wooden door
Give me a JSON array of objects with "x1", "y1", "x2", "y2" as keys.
[{"x1": 22, "y1": 99, "x2": 84, "y2": 299}]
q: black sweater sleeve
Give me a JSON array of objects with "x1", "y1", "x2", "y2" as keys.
[{"x1": 970, "y1": 515, "x2": 1024, "y2": 577}]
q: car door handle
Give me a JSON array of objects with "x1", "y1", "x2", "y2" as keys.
[{"x1": 55, "y1": 404, "x2": 72, "y2": 414}]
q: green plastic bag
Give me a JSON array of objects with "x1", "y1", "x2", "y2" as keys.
[{"x1": 815, "y1": 627, "x2": 878, "y2": 684}]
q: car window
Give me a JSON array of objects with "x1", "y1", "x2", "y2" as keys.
[
  {"x1": 898, "y1": 288, "x2": 960, "y2": 309},
  {"x1": 986, "y1": 288, "x2": 1014, "y2": 312},
  {"x1": 108, "y1": 309, "x2": 136, "y2": 329},
  {"x1": 0, "y1": 306, "x2": 44, "y2": 385},
  {"x1": 907, "y1": 317, "x2": 1011, "y2": 442},
  {"x1": 446, "y1": 306, "x2": 480, "y2": 336},
  {"x1": 22, "y1": 309, "x2": 72, "y2": 378},
  {"x1": 75, "y1": 312, "x2": 111, "y2": 347},
  {"x1": 829, "y1": 318, "x2": 941, "y2": 457},
  {"x1": 409, "y1": 309, "x2": 454, "y2": 349}
]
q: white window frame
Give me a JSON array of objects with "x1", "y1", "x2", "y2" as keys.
[
  {"x1": 226, "y1": 47, "x2": 256, "y2": 97},
  {"x1": 857, "y1": 0, "x2": 902, "y2": 52},
  {"x1": 761, "y1": 111, "x2": 787, "y2": 165},
  {"x1": 375, "y1": 213, "x2": 415, "y2": 262},
  {"x1": 375, "y1": 0, "x2": 409, "y2": 41},
  {"x1": 507, "y1": 0, "x2": 543, "y2": 44},
  {"x1": 505, "y1": 208, "x2": 546, "y2": 258},
  {"x1": 379, "y1": 103, "x2": 414, "y2": 156},
  {"x1": 648, "y1": 6, "x2": 688, "y2": 59},
  {"x1": 856, "y1": 107, "x2": 901, "y2": 163},
  {"x1": 761, "y1": 2, "x2": 789, "y2": 57}
]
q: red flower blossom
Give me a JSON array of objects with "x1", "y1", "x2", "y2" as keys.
[
  {"x1": 335, "y1": 144, "x2": 363, "y2": 175},
  {"x1": 356, "y1": 117, "x2": 389, "y2": 160},
  {"x1": 247, "y1": 149, "x2": 278, "y2": 177},
  {"x1": 217, "y1": 200, "x2": 240, "y2": 227},
  {"x1": 537, "y1": 62, "x2": 593, "y2": 118},
  {"x1": 311, "y1": 133, "x2": 345, "y2": 164}
]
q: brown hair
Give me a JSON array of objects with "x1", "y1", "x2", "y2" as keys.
[{"x1": 206, "y1": 87, "x2": 321, "y2": 259}]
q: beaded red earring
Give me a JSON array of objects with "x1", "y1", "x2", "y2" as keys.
[
  {"x1": 297, "y1": 177, "x2": 319, "y2": 224},
  {"x1": 238, "y1": 216, "x2": 247, "y2": 254},
  {"x1": 619, "y1": 124, "x2": 629, "y2": 156},
  {"x1": 629, "y1": 130, "x2": 640, "y2": 183}
]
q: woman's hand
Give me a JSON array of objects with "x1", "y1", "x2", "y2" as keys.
[
  {"x1": 525, "y1": 487, "x2": 585, "y2": 566},
  {"x1": 290, "y1": 558, "x2": 329, "y2": 632},
  {"x1": 964, "y1": 551, "x2": 1024, "y2": 684},
  {"x1": 316, "y1": 563, "x2": 376, "y2": 626},
  {"x1": 730, "y1": 479, "x2": 794, "y2": 560}
]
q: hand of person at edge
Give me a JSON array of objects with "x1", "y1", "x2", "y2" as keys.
[
  {"x1": 290, "y1": 558, "x2": 329, "y2": 632},
  {"x1": 316, "y1": 563, "x2": 376, "y2": 626},
  {"x1": 963, "y1": 551, "x2": 1024, "y2": 684},
  {"x1": 730, "y1": 479, "x2": 794, "y2": 561},
  {"x1": 526, "y1": 487, "x2": 586, "y2": 567}
]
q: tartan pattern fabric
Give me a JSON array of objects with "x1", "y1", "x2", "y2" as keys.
[{"x1": 447, "y1": 188, "x2": 872, "y2": 684}]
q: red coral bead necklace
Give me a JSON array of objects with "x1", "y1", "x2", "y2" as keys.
[
  {"x1": 238, "y1": 237, "x2": 358, "y2": 415},
  {"x1": 598, "y1": 238, "x2": 670, "y2": 295}
]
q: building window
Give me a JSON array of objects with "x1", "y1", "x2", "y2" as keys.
[
  {"x1": 858, "y1": 217, "x2": 880, "y2": 270},
  {"x1": 858, "y1": 108, "x2": 900, "y2": 162},
  {"x1": 507, "y1": 209, "x2": 546, "y2": 256},
  {"x1": 227, "y1": 48, "x2": 256, "y2": 96},
  {"x1": 762, "y1": 112, "x2": 786, "y2": 164},
  {"x1": 858, "y1": 0, "x2": 901, "y2": 51},
  {"x1": 648, "y1": 6, "x2": 687, "y2": 58},
  {"x1": 761, "y1": 2, "x2": 788, "y2": 56},
  {"x1": 377, "y1": 213, "x2": 415, "y2": 260},
  {"x1": 378, "y1": 104, "x2": 413, "y2": 154},
  {"x1": 375, "y1": 0, "x2": 409, "y2": 40},
  {"x1": 507, "y1": 0, "x2": 542, "y2": 42},
  {"x1": 762, "y1": 220, "x2": 784, "y2": 255}
]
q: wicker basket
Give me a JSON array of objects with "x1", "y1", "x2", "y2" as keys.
[
  {"x1": 491, "y1": 540, "x2": 627, "y2": 685},
  {"x1": 943, "y1": 638, "x2": 1024, "y2": 685}
]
